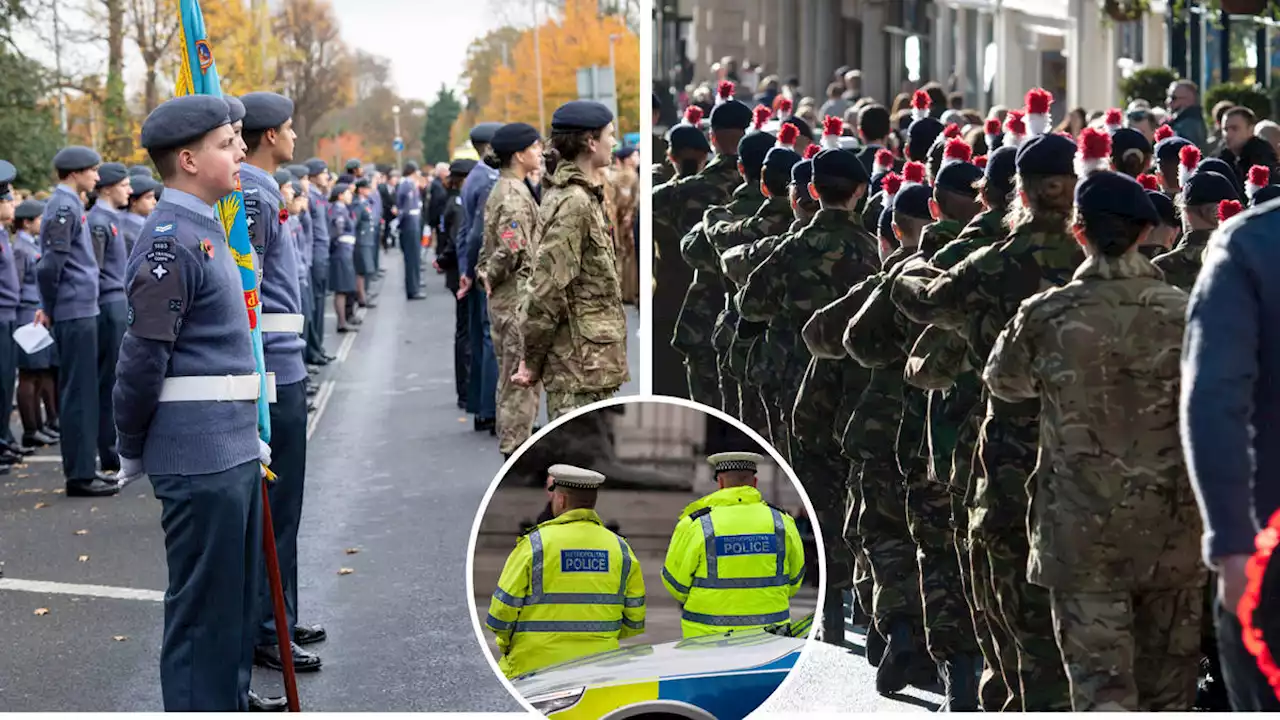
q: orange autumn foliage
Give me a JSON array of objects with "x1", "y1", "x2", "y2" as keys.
[{"x1": 316, "y1": 132, "x2": 367, "y2": 170}]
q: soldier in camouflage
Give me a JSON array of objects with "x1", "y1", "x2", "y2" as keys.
[
  {"x1": 985, "y1": 171, "x2": 1206, "y2": 710},
  {"x1": 479, "y1": 123, "x2": 543, "y2": 457},
  {"x1": 652, "y1": 125, "x2": 713, "y2": 398},
  {"x1": 652, "y1": 92, "x2": 674, "y2": 186},
  {"x1": 1153, "y1": 169, "x2": 1239, "y2": 291},
  {"x1": 892, "y1": 131, "x2": 1082, "y2": 711},
  {"x1": 513, "y1": 101, "x2": 628, "y2": 419},
  {"x1": 677, "y1": 129, "x2": 772, "y2": 413}
]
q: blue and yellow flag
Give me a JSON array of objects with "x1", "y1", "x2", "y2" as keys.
[{"x1": 175, "y1": 0, "x2": 272, "y2": 446}]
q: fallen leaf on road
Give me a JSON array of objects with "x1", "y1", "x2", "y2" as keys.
[
  {"x1": 344, "y1": 548, "x2": 360, "y2": 555},
  {"x1": 338, "y1": 567, "x2": 354, "y2": 575},
  {"x1": 74, "y1": 529, "x2": 88, "y2": 536},
  {"x1": 52, "y1": 489, "x2": 64, "y2": 495},
  {"x1": 18, "y1": 488, "x2": 41, "y2": 494},
  {"x1": 34, "y1": 502, "x2": 47, "y2": 509},
  {"x1": 112, "y1": 635, "x2": 128, "y2": 642},
  {"x1": 15, "y1": 473, "x2": 28, "y2": 478},
  {"x1": 458, "y1": 417, "x2": 467, "y2": 423},
  {"x1": 33, "y1": 608, "x2": 49, "y2": 616},
  {"x1": 90, "y1": 507, "x2": 98, "y2": 513},
  {"x1": 77, "y1": 555, "x2": 89, "y2": 562}
]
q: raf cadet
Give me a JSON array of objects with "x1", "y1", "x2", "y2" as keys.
[
  {"x1": 39, "y1": 145, "x2": 115, "y2": 497},
  {"x1": 512, "y1": 101, "x2": 629, "y2": 419},
  {"x1": 305, "y1": 158, "x2": 334, "y2": 363},
  {"x1": 396, "y1": 161, "x2": 425, "y2": 299},
  {"x1": 353, "y1": 177, "x2": 378, "y2": 310},
  {"x1": 0, "y1": 165, "x2": 24, "y2": 464},
  {"x1": 13, "y1": 198, "x2": 59, "y2": 449},
  {"x1": 87, "y1": 162, "x2": 132, "y2": 476},
  {"x1": 458, "y1": 123, "x2": 503, "y2": 433},
  {"x1": 485, "y1": 464, "x2": 646, "y2": 679},
  {"x1": 112, "y1": 95, "x2": 281, "y2": 711},
  {"x1": 239, "y1": 92, "x2": 327, "y2": 676},
  {"x1": 327, "y1": 182, "x2": 358, "y2": 333},
  {"x1": 662, "y1": 452, "x2": 805, "y2": 638},
  {"x1": 122, "y1": 174, "x2": 161, "y2": 255},
  {"x1": 288, "y1": 164, "x2": 323, "y2": 368}
]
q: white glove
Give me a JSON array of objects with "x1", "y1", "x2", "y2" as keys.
[
  {"x1": 258, "y1": 439, "x2": 272, "y2": 468},
  {"x1": 117, "y1": 456, "x2": 145, "y2": 487}
]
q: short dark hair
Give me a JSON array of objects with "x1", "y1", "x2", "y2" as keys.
[
  {"x1": 1074, "y1": 208, "x2": 1150, "y2": 257},
  {"x1": 242, "y1": 123, "x2": 284, "y2": 155},
  {"x1": 1212, "y1": 100, "x2": 1236, "y2": 124},
  {"x1": 936, "y1": 187, "x2": 980, "y2": 223},
  {"x1": 148, "y1": 147, "x2": 183, "y2": 181},
  {"x1": 947, "y1": 92, "x2": 964, "y2": 110},
  {"x1": 1225, "y1": 106, "x2": 1257, "y2": 125},
  {"x1": 858, "y1": 104, "x2": 890, "y2": 141},
  {"x1": 814, "y1": 176, "x2": 861, "y2": 205},
  {"x1": 827, "y1": 82, "x2": 843, "y2": 99},
  {"x1": 763, "y1": 166, "x2": 791, "y2": 197}
]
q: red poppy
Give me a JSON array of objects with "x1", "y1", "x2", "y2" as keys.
[{"x1": 278, "y1": 208, "x2": 289, "y2": 224}]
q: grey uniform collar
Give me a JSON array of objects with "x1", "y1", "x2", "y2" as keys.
[
  {"x1": 159, "y1": 187, "x2": 218, "y2": 223},
  {"x1": 241, "y1": 162, "x2": 283, "y2": 204},
  {"x1": 55, "y1": 184, "x2": 83, "y2": 205}
]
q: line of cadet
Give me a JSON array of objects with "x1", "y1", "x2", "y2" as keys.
[
  {"x1": 437, "y1": 102, "x2": 631, "y2": 461},
  {"x1": 484, "y1": 452, "x2": 805, "y2": 680},
  {"x1": 651, "y1": 81, "x2": 1261, "y2": 711}
]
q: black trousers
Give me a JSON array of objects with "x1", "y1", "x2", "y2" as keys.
[
  {"x1": 258, "y1": 379, "x2": 306, "y2": 646},
  {"x1": 308, "y1": 266, "x2": 328, "y2": 357},
  {"x1": 54, "y1": 317, "x2": 98, "y2": 481},
  {"x1": 1216, "y1": 597, "x2": 1280, "y2": 710},
  {"x1": 96, "y1": 300, "x2": 127, "y2": 470},
  {"x1": 0, "y1": 319, "x2": 15, "y2": 445},
  {"x1": 454, "y1": 292, "x2": 471, "y2": 406}
]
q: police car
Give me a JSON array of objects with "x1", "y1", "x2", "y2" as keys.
[{"x1": 511, "y1": 617, "x2": 811, "y2": 720}]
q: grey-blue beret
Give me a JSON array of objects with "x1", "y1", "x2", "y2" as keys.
[
  {"x1": 240, "y1": 92, "x2": 293, "y2": 133},
  {"x1": 140, "y1": 96, "x2": 231, "y2": 152},
  {"x1": 225, "y1": 95, "x2": 246, "y2": 124},
  {"x1": 344, "y1": 158, "x2": 362, "y2": 172},
  {"x1": 304, "y1": 158, "x2": 328, "y2": 176},
  {"x1": 328, "y1": 182, "x2": 350, "y2": 201},
  {"x1": 129, "y1": 175, "x2": 161, "y2": 198},
  {"x1": 470, "y1": 122, "x2": 504, "y2": 145},
  {"x1": 54, "y1": 146, "x2": 102, "y2": 172},
  {"x1": 272, "y1": 169, "x2": 294, "y2": 187},
  {"x1": 128, "y1": 164, "x2": 155, "y2": 179},
  {"x1": 15, "y1": 199, "x2": 44, "y2": 220},
  {"x1": 449, "y1": 159, "x2": 477, "y2": 176},
  {"x1": 0, "y1": 160, "x2": 15, "y2": 185},
  {"x1": 551, "y1": 100, "x2": 613, "y2": 131},
  {"x1": 287, "y1": 164, "x2": 309, "y2": 179},
  {"x1": 96, "y1": 162, "x2": 129, "y2": 188}
]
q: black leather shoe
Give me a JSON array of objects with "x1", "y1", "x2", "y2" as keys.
[
  {"x1": 294, "y1": 624, "x2": 327, "y2": 645},
  {"x1": 3, "y1": 441, "x2": 34, "y2": 456},
  {"x1": 40, "y1": 426, "x2": 60, "y2": 441},
  {"x1": 306, "y1": 384, "x2": 319, "y2": 397},
  {"x1": 336, "y1": 325, "x2": 358, "y2": 333},
  {"x1": 248, "y1": 690, "x2": 288, "y2": 712},
  {"x1": 323, "y1": 353, "x2": 338, "y2": 362},
  {"x1": 255, "y1": 641, "x2": 322, "y2": 672},
  {"x1": 410, "y1": 293, "x2": 427, "y2": 300},
  {"x1": 66, "y1": 477, "x2": 119, "y2": 497},
  {"x1": 474, "y1": 417, "x2": 495, "y2": 432},
  {"x1": 364, "y1": 301, "x2": 378, "y2": 309}
]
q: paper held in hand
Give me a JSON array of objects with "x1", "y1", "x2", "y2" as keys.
[{"x1": 13, "y1": 322, "x2": 53, "y2": 355}]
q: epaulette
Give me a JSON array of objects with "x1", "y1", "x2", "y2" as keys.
[
  {"x1": 689, "y1": 506, "x2": 713, "y2": 520},
  {"x1": 766, "y1": 502, "x2": 791, "y2": 517}
]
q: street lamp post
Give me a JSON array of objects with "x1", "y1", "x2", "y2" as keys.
[{"x1": 392, "y1": 104, "x2": 403, "y2": 170}]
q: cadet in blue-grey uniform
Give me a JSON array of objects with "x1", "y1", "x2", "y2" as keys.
[
  {"x1": 305, "y1": 158, "x2": 334, "y2": 362},
  {"x1": 352, "y1": 177, "x2": 378, "y2": 310},
  {"x1": 0, "y1": 162, "x2": 25, "y2": 463},
  {"x1": 112, "y1": 95, "x2": 283, "y2": 712},
  {"x1": 363, "y1": 165, "x2": 384, "y2": 278},
  {"x1": 87, "y1": 162, "x2": 132, "y2": 474},
  {"x1": 122, "y1": 174, "x2": 161, "y2": 255},
  {"x1": 14, "y1": 199, "x2": 59, "y2": 448},
  {"x1": 327, "y1": 182, "x2": 358, "y2": 332},
  {"x1": 396, "y1": 161, "x2": 425, "y2": 299},
  {"x1": 288, "y1": 164, "x2": 322, "y2": 367},
  {"x1": 239, "y1": 91, "x2": 327, "y2": 675},
  {"x1": 39, "y1": 146, "x2": 116, "y2": 497},
  {"x1": 457, "y1": 122, "x2": 503, "y2": 434}
]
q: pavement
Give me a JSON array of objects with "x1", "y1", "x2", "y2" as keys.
[{"x1": 0, "y1": 249, "x2": 637, "y2": 712}]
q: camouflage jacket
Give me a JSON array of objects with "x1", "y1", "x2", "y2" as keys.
[
  {"x1": 652, "y1": 133, "x2": 673, "y2": 186},
  {"x1": 1137, "y1": 243, "x2": 1168, "y2": 261},
  {"x1": 725, "y1": 218, "x2": 812, "y2": 388},
  {"x1": 479, "y1": 171, "x2": 541, "y2": 312},
  {"x1": 520, "y1": 161, "x2": 629, "y2": 393},
  {"x1": 984, "y1": 251, "x2": 1204, "y2": 592},
  {"x1": 1151, "y1": 228, "x2": 1212, "y2": 292}
]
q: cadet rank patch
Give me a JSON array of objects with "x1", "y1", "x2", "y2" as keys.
[
  {"x1": 560, "y1": 549, "x2": 609, "y2": 573},
  {"x1": 715, "y1": 534, "x2": 778, "y2": 557}
]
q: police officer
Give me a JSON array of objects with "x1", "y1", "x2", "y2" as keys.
[
  {"x1": 396, "y1": 161, "x2": 425, "y2": 299},
  {"x1": 112, "y1": 95, "x2": 280, "y2": 711},
  {"x1": 39, "y1": 145, "x2": 116, "y2": 497},
  {"x1": 0, "y1": 164, "x2": 23, "y2": 462},
  {"x1": 13, "y1": 198, "x2": 58, "y2": 449},
  {"x1": 88, "y1": 162, "x2": 131, "y2": 475},
  {"x1": 239, "y1": 92, "x2": 326, "y2": 675},
  {"x1": 661, "y1": 452, "x2": 805, "y2": 638},
  {"x1": 485, "y1": 464, "x2": 646, "y2": 679},
  {"x1": 305, "y1": 158, "x2": 334, "y2": 363}
]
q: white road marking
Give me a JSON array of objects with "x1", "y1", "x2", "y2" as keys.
[
  {"x1": 0, "y1": 578, "x2": 164, "y2": 602},
  {"x1": 16, "y1": 456, "x2": 60, "y2": 463},
  {"x1": 306, "y1": 381, "x2": 336, "y2": 441},
  {"x1": 335, "y1": 326, "x2": 358, "y2": 364}
]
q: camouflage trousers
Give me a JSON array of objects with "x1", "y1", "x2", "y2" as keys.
[
  {"x1": 790, "y1": 438, "x2": 855, "y2": 590},
  {"x1": 856, "y1": 460, "x2": 922, "y2": 630},
  {"x1": 738, "y1": 383, "x2": 769, "y2": 440},
  {"x1": 545, "y1": 388, "x2": 616, "y2": 421},
  {"x1": 490, "y1": 304, "x2": 541, "y2": 454},
  {"x1": 759, "y1": 389, "x2": 790, "y2": 466},
  {"x1": 1049, "y1": 586, "x2": 1202, "y2": 711},
  {"x1": 967, "y1": 531, "x2": 1016, "y2": 711},
  {"x1": 718, "y1": 366, "x2": 739, "y2": 417},
  {"x1": 682, "y1": 350, "x2": 721, "y2": 409},
  {"x1": 987, "y1": 532, "x2": 1072, "y2": 711},
  {"x1": 905, "y1": 478, "x2": 978, "y2": 662},
  {"x1": 844, "y1": 465, "x2": 875, "y2": 620}
]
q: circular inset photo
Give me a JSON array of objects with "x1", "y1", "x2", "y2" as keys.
[{"x1": 466, "y1": 397, "x2": 824, "y2": 720}]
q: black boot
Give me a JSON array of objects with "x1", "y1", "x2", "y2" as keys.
[
  {"x1": 865, "y1": 623, "x2": 886, "y2": 667},
  {"x1": 821, "y1": 585, "x2": 846, "y2": 647},
  {"x1": 937, "y1": 654, "x2": 980, "y2": 712},
  {"x1": 876, "y1": 619, "x2": 917, "y2": 695}
]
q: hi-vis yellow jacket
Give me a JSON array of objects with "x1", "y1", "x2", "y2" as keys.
[
  {"x1": 661, "y1": 486, "x2": 805, "y2": 638},
  {"x1": 486, "y1": 508, "x2": 646, "y2": 679}
]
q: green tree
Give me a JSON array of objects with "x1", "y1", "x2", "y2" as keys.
[
  {"x1": 422, "y1": 84, "x2": 461, "y2": 165},
  {"x1": 0, "y1": 49, "x2": 66, "y2": 190},
  {"x1": 102, "y1": 0, "x2": 131, "y2": 159}
]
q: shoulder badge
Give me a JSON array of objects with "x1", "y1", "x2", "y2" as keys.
[{"x1": 689, "y1": 506, "x2": 714, "y2": 520}]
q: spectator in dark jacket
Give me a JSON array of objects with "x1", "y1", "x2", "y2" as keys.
[
  {"x1": 425, "y1": 164, "x2": 448, "y2": 236},
  {"x1": 1216, "y1": 106, "x2": 1280, "y2": 185},
  {"x1": 1182, "y1": 204, "x2": 1280, "y2": 711},
  {"x1": 1167, "y1": 80, "x2": 1209, "y2": 149},
  {"x1": 378, "y1": 170, "x2": 399, "y2": 248}
]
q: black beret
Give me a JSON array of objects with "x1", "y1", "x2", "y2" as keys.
[
  {"x1": 763, "y1": 147, "x2": 802, "y2": 176},
  {"x1": 1015, "y1": 133, "x2": 1077, "y2": 177},
  {"x1": 1111, "y1": 128, "x2": 1152, "y2": 159},
  {"x1": 129, "y1": 175, "x2": 161, "y2": 198},
  {"x1": 710, "y1": 100, "x2": 752, "y2": 130},
  {"x1": 470, "y1": 122, "x2": 505, "y2": 145},
  {"x1": 345, "y1": 158, "x2": 362, "y2": 172},
  {"x1": 667, "y1": 125, "x2": 711, "y2": 154},
  {"x1": 403, "y1": 161, "x2": 420, "y2": 176},
  {"x1": 287, "y1": 164, "x2": 309, "y2": 179},
  {"x1": 984, "y1": 146, "x2": 1018, "y2": 193},
  {"x1": 1183, "y1": 170, "x2": 1240, "y2": 205},
  {"x1": 652, "y1": 92, "x2": 661, "y2": 110},
  {"x1": 240, "y1": 92, "x2": 293, "y2": 132},
  {"x1": 492, "y1": 122, "x2": 541, "y2": 154},
  {"x1": 328, "y1": 183, "x2": 350, "y2": 201},
  {"x1": 15, "y1": 199, "x2": 44, "y2": 220},
  {"x1": 784, "y1": 116, "x2": 813, "y2": 142},
  {"x1": 791, "y1": 159, "x2": 814, "y2": 188},
  {"x1": 1253, "y1": 184, "x2": 1280, "y2": 206},
  {"x1": 877, "y1": 204, "x2": 894, "y2": 238},
  {"x1": 1147, "y1": 189, "x2": 1177, "y2": 225},
  {"x1": 869, "y1": 170, "x2": 887, "y2": 194},
  {"x1": 0, "y1": 159, "x2": 15, "y2": 186},
  {"x1": 1198, "y1": 158, "x2": 1239, "y2": 185},
  {"x1": 337, "y1": 173, "x2": 355, "y2": 186},
  {"x1": 96, "y1": 162, "x2": 129, "y2": 188},
  {"x1": 449, "y1": 158, "x2": 477, "y2": 176},
  {"x1": 812, "y1": 148, "x2": 870, "y2": 185},
  {"x1": 1075, "y1": 170, "x2": 1158, "y2": 224},
  {"x1": 140, "y1": 96, "x2": 230, "y2": 152},
  {"x1": 935, "y1": 161, "x2": 983, "y2": 197},
  {"x1": 128, "y1": 164, "x2": 155, "y2": 179},
  {"x1": 272, "y1": 169, "x2": 294, "y2": 187},
  {"x1": 53, "y1": 145, "x2": 103, "y2": 173},
  {"x1": 225, "y1": 95, "x2": 246, "y2": 124},
  {"x1": 355, "y1": 177, "x2": 371, "y2": 189},
  {"x1": 906, "y1": 117, "x2": 944, "y2": 160},
  {"x1": 375, "y1": 163, "x2": 391, "y2": 174},
  {"x1": 1154, "y1": 136, "x2": 1193, "y2": 165},
  {"x1": 551, "y1": 100, "x2": 614, "y2": 131},
  {"x1": 304, "y1": 158, "x2": 328, "y2": 176},
  {"x1": 892, "y1": 183, "x2": 934, "y2": 221},
  {"x1": 737, "y1": 132, "x2": 776, "y2": 178}
]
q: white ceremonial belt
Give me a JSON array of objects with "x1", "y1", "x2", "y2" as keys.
[
  {"x1": 338, "y1": 234, "x2": 356, "y2": 245},
  {"x1": 158, "y1": 373, "x2": 277, "y2": 403},
  {"x1": 259, "y1": 313, "x2": 304, "y2": 334},
  {"x1": 408, "y1": 208, "x2": 421, "y2": 216}
]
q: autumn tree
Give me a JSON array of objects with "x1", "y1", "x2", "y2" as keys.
[
  {"x1": 202, "y1": 0, "x2": 281, "y2": 97},
  {"x1": 315, "y1": 132, "x2": 366, "y2": 171},
  {"x1": 273, "y1": 0, "x2": 354, "y2": 157},
  {"x1": 423, "y1": 85, "x2": 461, "y2": 165},
  {"x1": 456, "y1": 25, "x2": 522, "y2": 132},
  {"x1": 127, "y1": 0, "x2": 179, "y2": 113},
  {"x1": 98, "y1": 0, "x2": 132, "y2": 159}
]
